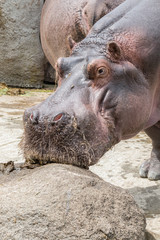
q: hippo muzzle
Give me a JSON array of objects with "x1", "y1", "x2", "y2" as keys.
[{"x1": 23, "y1": 109, "x2": 96, "y2": 168}]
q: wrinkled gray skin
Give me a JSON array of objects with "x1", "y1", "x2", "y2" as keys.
[
  {"x1": 22, "y1": 0, "x2": 160, "y2": 180},
  {"x1": 40, "y1": 0, "x2": 125, "y2": 70}
]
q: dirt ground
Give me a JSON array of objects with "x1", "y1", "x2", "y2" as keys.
[{"x1": 0, "y1": 89, "x2": 160, "y2": 240}]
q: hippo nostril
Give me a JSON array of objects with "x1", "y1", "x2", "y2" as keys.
[
  {"x1": 30, "y1": 113, "x2": 33, "y2": 120},
  {"x1": 53, "y1": 113, "x2": 64, "y2": 122},
  {"x1": 30, "y1": 111, "x2": 39, "y2": 124}
]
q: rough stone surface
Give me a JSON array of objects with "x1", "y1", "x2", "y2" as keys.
[
  {"x1": 0, "y1": 164, "x2": 146, "y2": 240},
  {"x1": 0, "y1": 0, "x2": 44, "y2": 88}
]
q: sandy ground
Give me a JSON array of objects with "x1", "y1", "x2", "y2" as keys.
[{"x1": 0, "y1": 91, "x2": 160, "y2": 240}]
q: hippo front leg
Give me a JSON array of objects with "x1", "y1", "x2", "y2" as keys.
[{"x1": 139, "y1": 125, "x2": 160, "y2": 180}]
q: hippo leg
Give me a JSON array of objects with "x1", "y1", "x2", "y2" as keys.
[{"x1": 139, "y1": 125, "x2": 160, "y2": 180}]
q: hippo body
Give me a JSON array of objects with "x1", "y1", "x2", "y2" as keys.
[
  {"x1": 23, "y1": 0, "x2": 160, "y2": 180},
  {"x1": 40, "y1": 0, "x2": 125, "y2": 69}
]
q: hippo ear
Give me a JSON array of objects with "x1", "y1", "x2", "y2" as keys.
[
  {"x1": 107, "y1": 41, "x2": 122, "y2": 60},
  {"x1": 67, "y1": 36, "x2": 76, "y2": 51}
]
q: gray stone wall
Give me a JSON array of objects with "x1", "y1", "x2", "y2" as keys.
[{"x1": 0, "y1": 0, "x2": 44, "y2": 88}]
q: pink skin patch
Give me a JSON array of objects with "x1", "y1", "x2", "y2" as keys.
[
  {"x1": 53, "y1": 113, "x2": 63, "y2": 122},
  {"x1": 30, "y1": 113, "x2": 33, "y2": 121}
]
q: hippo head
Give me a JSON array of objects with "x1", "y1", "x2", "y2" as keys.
[{"x1": 21, "y1": 41, "x2": 151, "y2": 168}]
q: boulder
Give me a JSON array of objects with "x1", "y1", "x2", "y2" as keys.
[
  {"x1": 0, "y1": 164, "x2": 146, "y2": 240},
  {"x1": 0, "y1": 0, "x2": 44, "y2": 88}
]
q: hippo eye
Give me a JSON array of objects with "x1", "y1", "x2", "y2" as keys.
[
  {"x1": 87, "y1": 60, "x2": 110, "y2": 81},
  {"x1": 97, "y1": 67, "x2": 108, "y2": 77}
]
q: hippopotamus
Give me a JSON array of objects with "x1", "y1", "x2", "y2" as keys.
[
  {"x1": 22, "y1": 0, "x2": 160, "y2": 180},
  {"x1": 40, "y1": 0, "x2": 125, "y2": 70}
]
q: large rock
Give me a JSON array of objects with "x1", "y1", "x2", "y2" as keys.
[
  {"x1": 0, "y1": 164, "x2": 146, "y2": 240},
  {"x1": 0, "y1": 0, "x2": 44, "y2": 88}
]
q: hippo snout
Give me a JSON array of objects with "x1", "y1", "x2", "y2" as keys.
[
  {"x1": 21, "y1": 101, "x2": 112, "y2": 168},
  {"x1": 28, "y1": 111, "x2": 65, "y2": 125},
  {"x1": 24, "y1": 108, "x2": 74, "y2": 133}
]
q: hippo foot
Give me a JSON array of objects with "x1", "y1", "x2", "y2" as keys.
[{"x1": 139, "y1": 158, "x2": 160, "y2": 180}]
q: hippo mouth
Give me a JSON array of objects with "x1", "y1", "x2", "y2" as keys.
[{"x1": 20, "y1": 111, "x2": 117, "y2": 168}]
